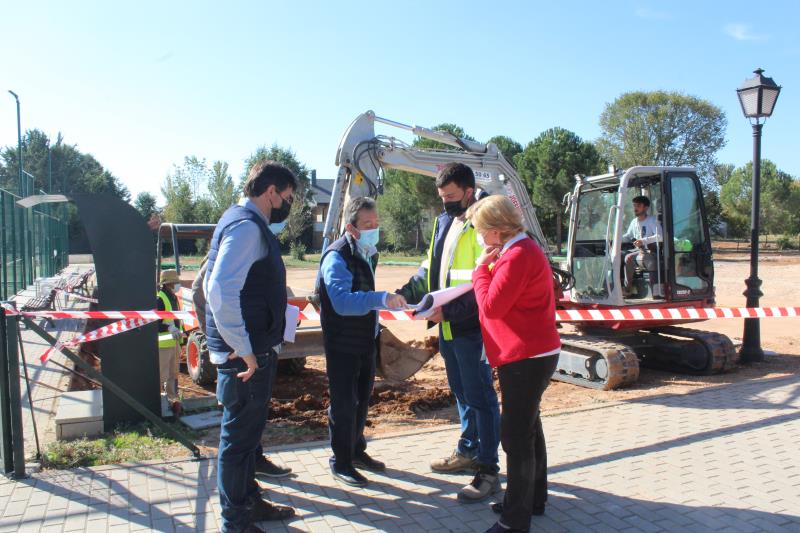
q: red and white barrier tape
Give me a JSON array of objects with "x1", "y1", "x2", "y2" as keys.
[
  {"x1": 6, "y1": 306, "x2": 800, "y2": 323},
  {"x1": 40, "y1": 317, "x2": 155, "y2": 363}
]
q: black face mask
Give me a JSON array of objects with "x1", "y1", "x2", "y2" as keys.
[
  {"x1": 444, "y1": 194, "x2": 468, "y2": 217},
  {"x1": 270, "y1": 194, "x2": 292, "y2": 224}
]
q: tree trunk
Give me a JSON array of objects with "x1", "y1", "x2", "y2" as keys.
[{"x1": 556, "y1": 211, "x2": 563, "y2": 255}]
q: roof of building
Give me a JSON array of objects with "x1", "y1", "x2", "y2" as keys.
[{"x1": 311, "y1": 178, "x2": 335, "y2": 205}]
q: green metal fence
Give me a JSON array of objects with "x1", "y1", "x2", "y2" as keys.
[{"x1": 0, "y1": 187, "x2": 69, "y2": 300}]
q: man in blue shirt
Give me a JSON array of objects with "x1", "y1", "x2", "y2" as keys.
[
  {"x1": 204, "y1": 160, "x2": 297, "y2": 533},
  {"x1": 319, "y1": 197, "x2": 406, "y2": 487}
]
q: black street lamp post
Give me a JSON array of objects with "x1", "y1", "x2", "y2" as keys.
[{"x1": 736, "y1": 68, "x2": 781, "y2": 363}]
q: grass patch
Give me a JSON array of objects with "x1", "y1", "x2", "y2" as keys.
[{"x1": 42, "y1": 423, "x2": 195, "y2": 469}]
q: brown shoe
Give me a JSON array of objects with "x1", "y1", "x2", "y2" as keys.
[
  {"x1": 251, "y1": 500, "x2": 295, "y2": 522},
  {"x1": 430, "y1": 450, "x2": 477, "y2": 473}
]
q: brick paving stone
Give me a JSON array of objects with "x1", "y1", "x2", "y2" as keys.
[{"x1": 2, "y1": 374, "x2": 800, "y2": 531}]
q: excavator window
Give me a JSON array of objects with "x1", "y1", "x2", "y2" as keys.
[
  {"x1": 572, "y1": 187, "x2": 618, "y2": 298},
  {"x1": 669, "y1": 176, "x2": 710, "y2": 293}
]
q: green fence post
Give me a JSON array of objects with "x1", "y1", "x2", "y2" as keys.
[
  {"x1": 9, "y1": 194, "x2": 16, "y2": 297},
  {"x1": 0, "y1": 306, "x2": 13, "y2": 473},
  {"x1": 1, "y1": 192, "x2": 7, "y2": 301},
  {"x1": 4, "y1": 313, "x2": 24, "y2": 478}
]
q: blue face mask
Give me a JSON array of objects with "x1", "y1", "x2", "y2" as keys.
[
  {"x1": 269, "y1": 221, "x2": 287, "y2": 235},
  {"x1": 357, "y1": 227, "x2": 380, "y2": 255}
]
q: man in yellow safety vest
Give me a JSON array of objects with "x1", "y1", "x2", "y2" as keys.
[
  {"x1": 157, "y1": 269, "x2": 182, "y2": 404},
  {"x1": 397, "y1": 163, "x2": 501, "y2": 503}
]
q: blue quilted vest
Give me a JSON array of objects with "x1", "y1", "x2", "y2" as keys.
[{"x1": 205, "y1": 205, "x2": 286, "y2": 357}]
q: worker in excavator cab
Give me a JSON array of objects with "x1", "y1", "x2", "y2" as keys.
[
  {"x1": 156, "y1": 269, "x2": 182, "y2": 411},
  {"x1": 622, "y1": 195, "x2": 663, "y2": 297},
  {"x1": 396, "y1": 162, "x2": 501, "y2": 504}
]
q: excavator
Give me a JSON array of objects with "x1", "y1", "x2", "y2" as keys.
[{"x1": 324, "y1": 111, "x2": 737, "y2": 390}]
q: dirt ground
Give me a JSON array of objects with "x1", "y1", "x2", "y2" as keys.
[{"x1": 183, "y1": 249, "x2": 800, "y2": 454}]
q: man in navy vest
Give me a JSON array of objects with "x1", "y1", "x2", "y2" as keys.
[
  {"x1": 204, "y1": 160, "x2": 297, "y2": 533},
  {"x1": 319, "y1": 197, "x2": 407, "y2": 487}
]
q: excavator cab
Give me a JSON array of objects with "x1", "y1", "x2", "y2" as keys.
[{"x1": 566, "y1": 167, "x2": 715, "y2": 308}]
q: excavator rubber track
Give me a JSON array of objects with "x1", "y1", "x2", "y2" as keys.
[
  {"x1": 637, "y1": 326, "x2": 736, "y2": 375},
  {"x1": 553, "y1": 335, "x2": 640, "y2": 390}
]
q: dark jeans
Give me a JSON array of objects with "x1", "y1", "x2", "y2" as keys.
[
  {"x1": 497, "y1": 354, "x2": 559, "y2": 530},
  {"x1": 439, "y1": 330, "x2": 501, "y2": 471},
  {"x1": 325, "y1": 338, "x2": 377, "y2": 470},
  {"x1": 254, "y1": 354, "x2": 278, "y2": 461},
  {"x1": 216, "y1": 352, "x2": 277, "y2": 533}
]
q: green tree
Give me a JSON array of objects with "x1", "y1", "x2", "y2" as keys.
[
  {"x1": 0, "y1": 129, "x2": 130, "y2": 200},
  {"x1": 134, "y1": 192, "x2": 158, "y2": 221},
  {"x1": 0, "y1": 129, "x2": 131, "y2": 245},
  {"x1": 207, "y1": 161, "x2": 238, "y2": 221},
  {"x1": 243, "y1": 144, "x2": 313, "y2": 246},
  {"x1": 161, "y1": 173, "x2": 196, "y2": 223},
  {"x1": 377, "y1": 183, "x2": 425, "y2": 250},
  {"x1": 597, "y1": 91, "x2": 727, "y2": 179},
  {"x1": 720, "y1": 160, "x2": 799, "y2": 237},
  {"x1": 516, "y1": 127, "x2": 605, "y2": 252},
  {"x1": 487, "y1": 135, "x2": 523, "y2": 166}
]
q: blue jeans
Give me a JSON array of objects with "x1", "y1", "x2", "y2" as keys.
[
  {"x1": 216, "y1": 352, "x2": 276, "y2": 533},
  {"x1": 439, "y1": 330, "x2": 500, "y2": 471}
]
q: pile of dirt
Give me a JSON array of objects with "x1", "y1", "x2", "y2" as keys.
[
  {"x1": 267, "y1": 368, "x2": 456, "y2": 429},
  {"x1": 369, "y1": 387, "x2": 454, "y2": 415}
]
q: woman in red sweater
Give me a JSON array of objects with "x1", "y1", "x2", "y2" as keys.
[{"x1": 467, "y1": 195, "x2": 561, "y2": 533}]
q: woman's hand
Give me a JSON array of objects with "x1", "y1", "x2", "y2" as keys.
[{"x1": 476, "y1": 246, "x2": 500, "y2": 266}]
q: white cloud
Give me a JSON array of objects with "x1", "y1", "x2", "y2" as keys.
[
  {"x1": 724, "y1": 23, "x2": 768, "y2": 41},
  {"x1": 635, "y1": 7, "x2": 672, "y2": 20}
]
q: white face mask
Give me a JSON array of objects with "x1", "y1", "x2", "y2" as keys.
[{"x1": 476, "y1": 232, "x2": 486, "y2": 248}]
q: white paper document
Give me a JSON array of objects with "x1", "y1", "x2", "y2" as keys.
[
  {"x1": 284, "y1": 304, "x2": 300, "y2": 342},
  {"x1": 412, "y1": 283, "x2": 474, "y2": 319}
]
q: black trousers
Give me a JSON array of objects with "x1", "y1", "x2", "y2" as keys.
[
  {"x1": 325, "y1": 338, "x2": 377, "y2": 469},
  {"x1": 497, "y1": 354, "x2": 559, "y2": 531}
]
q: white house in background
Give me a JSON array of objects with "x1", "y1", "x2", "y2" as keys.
[{"x1": 309, "y1": 170, "x2": 335, "y2": 250}]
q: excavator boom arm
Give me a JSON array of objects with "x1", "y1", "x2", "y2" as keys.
[{"x1": 325, "y1": 111, "x2": 549, "y2": 254}]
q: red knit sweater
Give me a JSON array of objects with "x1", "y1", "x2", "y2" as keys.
[{"x1": 472, "y1": 237, "x2": 561, "y2": 368}]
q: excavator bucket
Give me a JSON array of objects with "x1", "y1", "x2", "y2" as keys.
[{"x1": 377, "y1": 328, "x2": 438, "y2": 383}]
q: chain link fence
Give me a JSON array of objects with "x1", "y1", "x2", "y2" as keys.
[{"x1": 1, "y1": 187, "x2": 69, "y2": 300}]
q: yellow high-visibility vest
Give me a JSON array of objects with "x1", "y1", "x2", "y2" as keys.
[
  {"x1": 426, "y1": 217, "x2": 483, "y2": 341},
  {"x1": 157, "y1": 290, "x2": 178, "y2": 348}
]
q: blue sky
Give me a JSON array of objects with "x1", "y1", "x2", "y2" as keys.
[{"x1": 1, "y1": 1, "x2": 798, "y2": 201}]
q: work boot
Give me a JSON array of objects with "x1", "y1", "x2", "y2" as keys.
[
  {"x1": 255, "y1": 455, "x2": 292, "y2": 478},
  {"x1": 458, "y1": 468, "x2": 501, "y2": 503},
  {"x1": 430, "y1": 450, "x2": 477, "y2": 474}
]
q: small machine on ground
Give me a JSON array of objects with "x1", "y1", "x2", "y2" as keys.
[{"x1": 155, "y1": 224, "x2": 312, "y2": 385}]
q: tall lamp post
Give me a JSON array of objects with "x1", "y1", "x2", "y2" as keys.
[
  {"x1": 736, "y1": 68, "x2": 781, "y2": 363},
  {"x1": 8, "y1": 91, "x2": 22, "y2": 195}
]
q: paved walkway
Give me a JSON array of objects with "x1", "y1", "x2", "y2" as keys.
[{"x1": 1, "y1": 374, "x2": 798, "y2": 532}]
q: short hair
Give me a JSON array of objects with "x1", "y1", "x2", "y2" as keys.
[
  {"x1": 632, "y1": 195, "x2": 650, "y2": 208},
  {"x1": 435, "y1": 163, "x2": 475, "y2": 190},
  {"x1": 345, "y1": 196, "x2": 377, "y2": 226},
  {"x1": 466, "y1": 195, "x2": 524, "y2": 240},
  {"x1": 243, "y1": 160, "x2": 298, "y2": 198}
]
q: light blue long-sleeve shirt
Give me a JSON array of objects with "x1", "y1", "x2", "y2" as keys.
[
  {"x1": 320, "y1": 243, "x2": 387, "y2": 337},
  {"x1": 204, "y1": 199, "x2": 272, "y2": 364}
]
